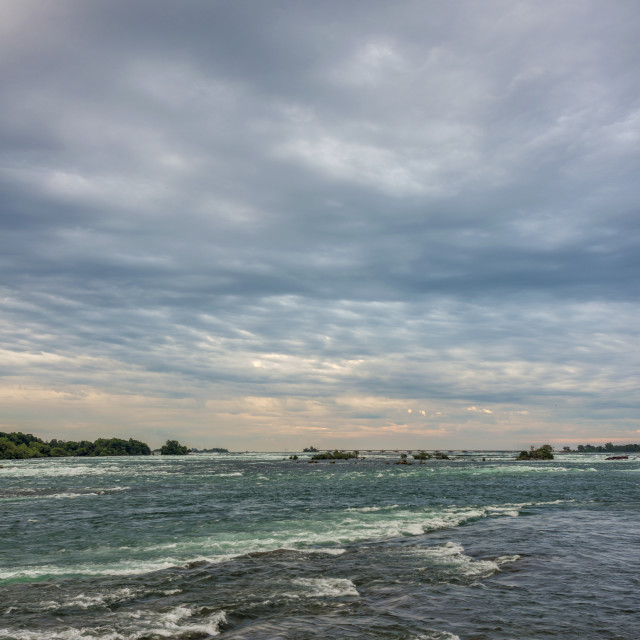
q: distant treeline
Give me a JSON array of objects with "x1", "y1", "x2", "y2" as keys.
[
  {"x1": 0, "y1": 431, "x2": 151, "y2": 459},
  {"x1": 190, "y1": 447, "x2": 229, "y2": 453},
  {"x1": 577, "y1": 443, "x2": 640, "y2": 453}
]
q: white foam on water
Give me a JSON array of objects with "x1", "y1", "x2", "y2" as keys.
[
  {"x1": 413, "y1": 632, "x2": 461, "y2": 640},
  {"x1": 291, "y1": 577, "x2": 359, "y2": 598},
  {"x1": 123, "y1": 606, "x2": 227, "y2": 638},
  {"x1": 310, "y1": 547, "x2": 347, "y2": 555},
  {"x1": 0, "y1": 558, "x2": 182, "y2": 582},
  {"x1": 335, "y1": 505, "x2": 491, "y2": 543},
  {"x1": 475, "y1": 463, "x2": 601, "y2": 475},
  {"x1": 39, "y1": 587, "x2": 145, "y2": 611},
  {"x1": 346, "y1": 504, "x2": 399, "y2": 512},
  {"x1": 49, "y1": 492, "x2": 99, "y2": 499},
  {"x1": 486, "y1": 506, "x2": 520, "y2": 517},
  {"x1": 509, "y1": 465, "x2": 599, "y2": 474},
  {"x1": 0, "y1": 629, "x2": 124, "y2": 640},
  {"x1": 116, "y1": 505, "x2": 493, "y2": 564},
  {"x1": 1, "y1": 463, "x2": 124, "y2": 479},
  {"x1": 418, "y1": 541, "x2": 465, "y2": 558},
  {"x1": 412, "y1": 541, "x2": 513, "y2": 580},
  {"x1": 495, "y1": 554, "x2": 520, "y2": 566},
  {"x1": 0, "y1": 607, "x2": 226, "y2": 640},
  {"x1": 486, "y1": 498, "x2": 574, "y2": 516},
  {"x1": 1, "y1": 501, "x2": 531, "y2": 583},
  {"x1": 16, "y1": 488, "x2": 128, "y2": 500}
]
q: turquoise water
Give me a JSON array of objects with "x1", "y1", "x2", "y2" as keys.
[{"x1": 1, "y1": 452, "x2": 639, "y2": 639}]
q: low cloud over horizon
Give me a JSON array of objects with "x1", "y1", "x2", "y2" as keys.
[{"x1": 1, "y1": 0, "x2": 639, "y2": 450}]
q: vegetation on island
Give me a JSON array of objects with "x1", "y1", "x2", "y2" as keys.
[
  {"x1": 160, "y1": 439, "x2": 189, "y2": 455},
  {"x1": 190, "y1": 447, "x2": 229, "y2": 453},
  {"x1": 395, "y1": 451, "x2": 449, "y2": 464},
  {"x1": 517, "y1": 444, "x2": 554, "y2": 460},
  {"x1": 577, "y1": 443, "x2": 640, "y2": 453},
  {"x1": 412, "y1": 451, "x2": 450, "y2": 460},
  {"x1": 0, "y1": 431, "x2": 151, "y2": 459},
  {"x1": 311, "y1": 449, "x2": 359, "y2": 460},
  {"x1": 303, "y1": 446, "x2": 318, "y2": 452}
]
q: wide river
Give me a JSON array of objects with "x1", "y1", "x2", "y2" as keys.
[{"x1": 1, "y1": 451, "x2": 638, "y2": 639}]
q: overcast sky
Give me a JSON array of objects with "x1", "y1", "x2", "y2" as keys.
[{"x1": 1, "y1": 0, "x2": 639, "y2": 450}]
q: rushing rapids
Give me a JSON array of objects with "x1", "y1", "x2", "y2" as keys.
[{"x1": 1, "y1": 451, "x2": 639, "y2": 639}]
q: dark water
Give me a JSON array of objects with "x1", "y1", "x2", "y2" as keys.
[{"x1": 1, "y1": 452, "x2": 639, "y2": 639}]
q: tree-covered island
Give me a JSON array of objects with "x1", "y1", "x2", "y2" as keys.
[
  {"x1": 0, "y1": 431, "x2": 151, "y2": 459},
  {"x1": 517, "y1": 444, "x2": 554, "y2": 460},
  {"x1": 160, "y1": 439, "x2": 189, "y2": 455}
]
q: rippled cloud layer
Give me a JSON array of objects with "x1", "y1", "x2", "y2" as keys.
[{"x1": 1, "y1": 1, "x2": 639, "y2": 449}]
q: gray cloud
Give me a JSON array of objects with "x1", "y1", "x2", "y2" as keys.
[{"x1": 1, "y1": 0, "x2": 639, "y2": 448}]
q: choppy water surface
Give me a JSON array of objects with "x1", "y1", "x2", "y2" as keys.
[{"x1": 1, "y1": 452, "x2": 639, "y2": 639}]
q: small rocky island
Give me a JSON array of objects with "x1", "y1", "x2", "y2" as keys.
[
  {"x1": 311, "y1": 449, "x2": 359, "y2": 460},
  {"x1": 517, "y1": 444, "x2": 554, "y2": 460},
  {"x1": 412, "y1": 451, "x2": 449, "y2": 460}
]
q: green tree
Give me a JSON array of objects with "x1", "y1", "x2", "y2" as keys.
[
  {"x1": 127, "y1": 438, "x2": 152, "y2": 456},
  {"x1": 14, "y1": 443, "x2": 37, "y2": 459},
  {"x1": 160, "y1": 439, "x2": 189, "y2": 455},
  {"x1": 0, "y1": 437, "x2": 19, "y2": 458},
  {"x1": 29, "y1": 441, "x2": 50, "y2": 457}
]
